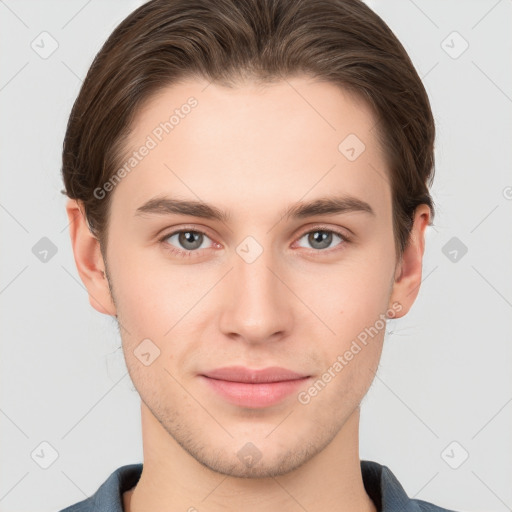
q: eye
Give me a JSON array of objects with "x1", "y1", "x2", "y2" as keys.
[
  {"x1": 159, "y1": 225, "x2": 350, "y2": 258},
  {"x1": 160, "y1": 229, "x2": 214, "y2": 256},
  {"x1": 295, "y1": 228, "x2": 348, "y2": 251}
]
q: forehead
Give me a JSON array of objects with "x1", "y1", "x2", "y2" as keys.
[{"x1": 111, "y1": 76, "x2": 390, "y2": 219}]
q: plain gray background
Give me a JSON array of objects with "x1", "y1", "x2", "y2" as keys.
[{"x1": 1, "y1": 1, "x2": 511, "y2": 511}]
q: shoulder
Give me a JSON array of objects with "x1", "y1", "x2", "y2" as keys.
[
  {"x1": 361, "y1": 460, "x2": 461, "y2": 512},
  {"x1": 414, "y1": 499, "x2": 460, "y2": 512},
  {"x1": 58, "y1": 463, "x2": 143, "y2": 512}
]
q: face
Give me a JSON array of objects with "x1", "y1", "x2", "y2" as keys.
[{"x1": 76, "y1": 76, "x2": 422, "y2": 478}]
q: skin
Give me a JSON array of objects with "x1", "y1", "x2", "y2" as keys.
[{"x1": 66, "y1": 76, "x2": 430, "y2": 512}]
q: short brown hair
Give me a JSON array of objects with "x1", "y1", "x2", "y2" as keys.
[{"x1": 61, "y1": 0, "x2": 435, "y2": 258}]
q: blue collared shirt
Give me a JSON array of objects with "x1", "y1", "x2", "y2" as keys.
[{"x1": 58, "y1": 460, "x2": 459, "y2": 511}]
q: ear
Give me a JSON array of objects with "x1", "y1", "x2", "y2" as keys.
[
  {"x1": 65, "y1": 198, "x2": 117, "y2": 316},
  {"x1": 388, "y1": 204, "x2": 431, "y2": 318}
]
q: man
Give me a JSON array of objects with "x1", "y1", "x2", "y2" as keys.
[{"x1": 60, "y1": 0, "x2": 457, "y2": 510}]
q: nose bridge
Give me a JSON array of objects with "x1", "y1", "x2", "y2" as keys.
[{"x1": 219, "y1": 236, "x2": 292, "y2": 342}]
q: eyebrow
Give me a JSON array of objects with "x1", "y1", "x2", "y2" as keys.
[{"x1": 134, "y1": 194, "x2": 375, "y2": 222}]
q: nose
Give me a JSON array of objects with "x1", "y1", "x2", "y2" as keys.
[{"x1": 218, "y1": 244, "x2": 293, "y2": 345}]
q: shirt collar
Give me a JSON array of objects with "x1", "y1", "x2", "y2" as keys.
[{"x1": 66, "y1": 460, "x2": 445, "y2": 512}]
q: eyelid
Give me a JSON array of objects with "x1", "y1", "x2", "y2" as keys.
[
  {"x1": 294, "y1": 223, "x2": 352, "y2": 245},
  {"x1": 158, "y1": 224, "x2": 215, "y2": 241}
]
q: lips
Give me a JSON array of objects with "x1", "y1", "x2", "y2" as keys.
[
  {"x1": 201, "y1": 366, "x2": 308, "y2": 383},
  {"x1": 199, "y1": 366, "x2": 311, "y2": 408}
]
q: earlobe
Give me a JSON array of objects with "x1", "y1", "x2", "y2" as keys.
[
  {"x1": 65, "y1": 198, "x2": 117, "y2": 316},
  {"x1": 388, "y1": 204, "x2": 431, "y2": 318}
]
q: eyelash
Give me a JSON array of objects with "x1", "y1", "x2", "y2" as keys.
[{"x1": 158, "y1": 225, "x2": 351, "y2": 258}]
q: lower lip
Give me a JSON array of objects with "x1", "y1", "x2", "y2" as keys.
[{"x1": 200, "y1": 376, "x2": 310, "y2": 408}]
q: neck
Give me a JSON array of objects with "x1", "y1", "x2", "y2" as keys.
[{"x1": 123, "y1": 403, "x2": 376, "y2": 512}]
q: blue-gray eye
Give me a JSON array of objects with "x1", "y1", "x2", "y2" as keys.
[
  {"x1": 164, "y1": 230, "x2": 213, "y2": 251},
  {"x1": 297, "y1": 230, "x2": 344, "y2": 250}
]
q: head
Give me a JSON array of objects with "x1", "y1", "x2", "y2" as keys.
[{"x1": 63, "y1": 0, "x2": 435, "y2": 478}]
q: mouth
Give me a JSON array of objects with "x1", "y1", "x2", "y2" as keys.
[{"x1": 199, "y1": 366, "x2": 311, "y2": 408}]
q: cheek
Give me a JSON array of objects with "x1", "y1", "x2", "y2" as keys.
[
  {"x1": 296, "y1": 266, "x2": 390, "y2": 410},
  {"x1": 109, "y1": 251, "x2": 216, "y2": 374},
  {"x1": 110, "y1": 249, "x2": 201, "y2": 332},
  {"x1": 296, "y1": 250, "x2": 394, "y2": 338}
]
